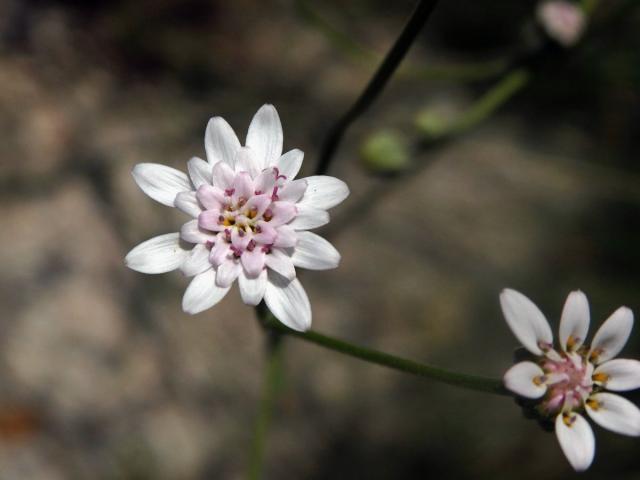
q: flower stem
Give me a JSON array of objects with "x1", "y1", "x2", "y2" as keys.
[
  {"x1": 315, "y1": 0, "x2": 440, "y2": 175},
  {"x1": 258, "y1": 308, "x2": 509, "y2": 397},
  {"x1": 296, "y1": 0, "x2": 507, "y2": 83},
  {"x1": 247, "y1": 330, "x2": 285, "y2": 480},
  {"x1": 416, "y1": 68, "x2": 530, "y2": 140}
]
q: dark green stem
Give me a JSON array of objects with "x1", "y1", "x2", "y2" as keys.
[
  {"x1": 296, "y1": 0, "x2": 507, "y2": 83},
  {"x1": 315, "y1": 0, "x2": 439, "y2": 175},
  {"x1": 247, "y1": 330, "x2": 285, "y2": 480},
  {"x1": 259, "y1": 309, "x2": 509, "y2": 397}
]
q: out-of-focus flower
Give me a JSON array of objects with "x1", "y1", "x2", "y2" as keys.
[
  {"x1": 126, "y1": 105, "x2": 349, "y2": 331},
  {"x1": 501, "y1": 289, "x2": 640, "y2": 471},
  {"x1": 537, "y1": 1, "x2": 586, "y2": 47}
]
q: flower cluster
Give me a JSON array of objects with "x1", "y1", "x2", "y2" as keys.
[
  {"x1": 125, "y1": 105, "x2": 349, "y2": 331},
  {"x1": 501, "y1": 289, "x2": 640, "y2": 471}
]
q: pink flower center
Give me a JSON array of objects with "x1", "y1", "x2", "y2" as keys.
[
  {"x1": 194, "y1": 167, "x2": 300, "y2": 271},
  {"x1": 539, "y1": 353, "x2": 593, "y2": 414}
]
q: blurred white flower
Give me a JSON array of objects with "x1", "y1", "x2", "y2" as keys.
[
  {"x1": 501, "y1": 289, "x2": 640, "y2": 471},
  {"x1": 537, "y1": 1, "x2": 586, "y2": 47},
  {"x1": 126, "y1": 105, "x2": 349, "y2": 331}
]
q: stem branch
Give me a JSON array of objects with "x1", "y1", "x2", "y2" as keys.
[
  {"x1": 260, "y1": 311, "x2": 509, "y2": 397},
  {"x1": 315, "y1": 0, "x2": 439, "y2": 175}
]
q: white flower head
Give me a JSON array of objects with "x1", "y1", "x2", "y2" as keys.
[
  {"x1": 501, "y1": 289, "x2": 640, "y2": 471},
  {"x1": 125, "y1": 105, "x2": 349, "y2": 331},
  {"x1": 536, "y1": 0, "x2": 587, "y2": 47}
]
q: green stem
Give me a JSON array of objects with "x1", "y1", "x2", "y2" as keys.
[
  {"x1": 581, "y1": 0, "x2": 599, "y2": 15},
  {"x1": 417, "y1": 68, "x2": 530, "y2": 140},
  {"x1": 315, "y1": 0, "x2": 440, "y2": 175},
  {"x1": 295, "y1": 0, "x2": 376, "y2": 65},
  {"x1": 247, "y1": 331, "x2": 285, "y2": 480},
  {"x1": 400, "y1": 59, "x2": 509, "y2": 83},
  {"x1": 295, "y1": 0, "x2": 507, "y2": 83},
  {"x1": 259, "y1": 310, "x2": 509, "y2": 397}
]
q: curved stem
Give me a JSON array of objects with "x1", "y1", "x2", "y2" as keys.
[
  {"x1": 416, "y1": 68, "x2": 530, "y2": 140},
  {"x1": 247, "y1": 331, "x2": 285, "y2": 480},
  {"x1": 315, "y1": 0, "x2": 440, "y2": 175},
  {"x1": 259, "y1": 309, "x2": 509, "y2": 397}
]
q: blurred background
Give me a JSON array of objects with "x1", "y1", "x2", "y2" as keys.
[{"x1": 1, "y1": 0, "x2": 639, "y2": 478}]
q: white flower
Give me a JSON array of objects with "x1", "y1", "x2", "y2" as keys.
[
  {"x1": 501, "y1": 289, "x2": 640, "y2": 471},
  {"x1": 125, "y1": 105, "x2": 349, "y2": 331},
  {"x1": 536, "y1": 1, "x2": 586, "y2": 47}
]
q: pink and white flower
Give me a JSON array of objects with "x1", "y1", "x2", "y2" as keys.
[
  {"x1": 125, "y1": 105, "x2": 349, "y2": 331},
  {"x1": 501, "y1": 289, "x2": 640, "y2": 471},
  {"x1": 536, "y1": 1, "x2": 586, "y2": 47}
]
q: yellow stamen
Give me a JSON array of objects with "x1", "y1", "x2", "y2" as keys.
[
  {"x1": 592, "y1": 372, "x2": 609, "y2": 384},
  {"x1": 533, "y1": 375, "x2": 547, "y2": 386},
  {"x1": 589, "y1": 348, "x2": 603, "y2": 363},
  {"x1": 586, "y1": 398, "x2": 601, "y2": 411},
  {"x1": 562, "y1": 412, "x2": 576, "y2": 427}
]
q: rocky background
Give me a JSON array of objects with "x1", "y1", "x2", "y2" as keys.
[{"x1": 1, "y1": 0, "x2": 639, "y2": 478}]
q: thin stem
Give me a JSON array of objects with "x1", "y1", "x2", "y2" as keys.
[
  {"x1": 417, "y1": 68, "x2": 530, "y2": 140},
  {"x1": 296, "y1": 0, "x2": 507, "y2": 83},
  {"x1": 247, "y1": 331, "x2": 285, "y2": 480},
  {"x1": 295, "y1": 0, "x2": 376, "y2": 64},
  {"x1": 260, "y1": 312, "x2": 509, "y2": 397},
  {"x1": 315, "y1": 0, "x2": 440, "y2": 175}
]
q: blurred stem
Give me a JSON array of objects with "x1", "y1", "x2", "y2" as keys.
[
  {"x1": 417, "y1": 68, "x2": 530, "y2": 140},
  {"x1": 401, "y1": 59, "x2": 508, "y2": 82},
  {"x1": 295, "y1": 0, "x2": 376, "y2": 65},
  {"x1": 258, "y1": 305, "x2": 509, "y2": 397},
  {"x1": 247, "y1": 327, "x2": 285, "y2": 480},
  {"x1": 581, "y1": 0, "x2": 599, "y2": 15},
  {"x1": 315, "y1": 0, "x2": 439, "y2": 175},
  {"x1": 296, "y1": 0, "x2": 507, "y2": 82}
]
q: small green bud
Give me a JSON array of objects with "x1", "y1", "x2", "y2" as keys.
[{"x1": 360, "y1": 130, "x2": 410, "y2": 174}]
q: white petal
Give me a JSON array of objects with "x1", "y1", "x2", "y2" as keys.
[
  {"x1": 175, "y1": 191, "x2": 202, "y2": 218},
  {"x1": 131, "y1": 163, "x2": 191, "y2": 207},
  {"x1": 216, "y1": 260, "x2": 241, "y2": 288},
  {"x1": 291, "y1": 231, "x2": 340, "y2": 270},
  {"x1": 234, "y1": 146, "x2": 261, "y2": 178},
  {"x1": 297, "y1": 176, "x2": 349, "y2": 210},
  {"x1": 503, "y1": 361, "x2": 547, "y2": 399},
  {"x1": 499, "y1": 289, "x2": 553, "y2": 356},
  {"x1": 238, "y1": 269, "x2": 267, "y2": 306},
  {"x1": 182, "y1": 269, "x2": 230, "y2": 314},
  {"x1": 594, "y1": 359, "x2": 640, "y2": 391},
  {"x1": 559, "y1": 290, "x2": 590, "y2": 352},
  {"x1": 205, "y1": 117, "x2": 241, "y2": 167},
  {"x1": 180, "y1": 219, "x2": 215, "y2": 244},
  {"x1": 590, "y1": 307, "x2": 634, "y2": 364},
  {"x1": 265, "y1": 249, "x2": 296, "y2": 280},
  {"x1": 211, "y1": 161, "x2": 236, "y2": 190},
  {"x1": 180, "y1": 244, "x2": 212, "y2": 277},
  {"x1": 264, "y1": 273, "x2": 311, "y2": 331},
  {"x1": 586, "y1": 392, "x2": 640, "y2": 436},
  {"x1": 555, "y1": 413, "x2": 595, "y2": 472},
  {"x1": 187, "y1": 156, "x2": 212, "y2": 188},
  {"x1": 125, "y1": 233, "x2": 187, "y2": 274},
  {"x1": 288, "y1": 206, "x2": 330, "y2": 231},
  {"x1": 277, "y1": 149, "x2": 304, "y2": 180},
  {"x1": 278, "y1": 179, "x2": 307, "y2": 203},
  {"x1": 246, "y1": 104, "x2": 283, "y2": 169}
]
